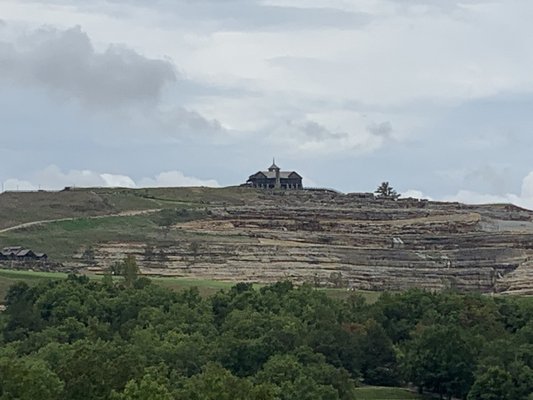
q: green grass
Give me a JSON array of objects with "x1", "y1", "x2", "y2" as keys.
[
  {"x1": 354, "y1": 386, "x2": 429, "y2": 399},
  {"x1": 134, "y1": 186, "x2": 260, "y2": 206},
  {"x1": 0, "y1": 190, "x2": 158, "y2": 230},
  {"x1": 0, "y1": 269, "x2": 383, "y2": 304},
  {"x1": 0, "y1": 270, "x2": 69, "y2": 302},
  {"x1": 0, "y1": 186, "x2": 260, "y2": 231},
  {"x1": 151, "y1": 276, "x2": 238, "y2": 297},
  {"x1": 0, "y1": 269, "x2": 240, "y2": 302},
  {"x1": 321, "y1": 288, "x2": 382, "y2": 304},
  {"x1": 0, "y1": 215, "x2": 160, "y2": 261}
]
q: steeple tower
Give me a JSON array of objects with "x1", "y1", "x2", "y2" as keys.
[
  {"x1": 268, "y1": 158, "x2": 279, "y2": 172},
  {"x1": 268, "y1": 158, "x2": 281, "y2": 189}
]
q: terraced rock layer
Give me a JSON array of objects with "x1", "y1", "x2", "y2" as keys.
[{"x1": 86, "y1": 190, "x2": 533, "y2": 294}]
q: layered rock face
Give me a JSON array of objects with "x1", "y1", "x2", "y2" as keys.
[{"x1": 89, "y1": 191, "x2": 533, "y2": 294}]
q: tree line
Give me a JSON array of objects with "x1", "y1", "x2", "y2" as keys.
[{"x1": 0, "y1": 265, "x2": 532, "y2": 399}]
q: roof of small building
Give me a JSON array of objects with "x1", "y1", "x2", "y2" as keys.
[
  {"x1": 3, "y1": 246, "x2": 22, "y2": 252},
  {"x1": 1, "y1": 247, "x2": 46, "y2": 258},
  {"x1": 16, "y1": 249, "x2": 34, "y2": 257}
]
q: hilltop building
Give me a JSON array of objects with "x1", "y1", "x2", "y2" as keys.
[{"x1": 246, "y1": 160, "x2": 303, "y2": 189}]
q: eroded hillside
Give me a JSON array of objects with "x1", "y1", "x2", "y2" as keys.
[{"x1": 41, "y1": 188, "x2": 533, "y2": 295}]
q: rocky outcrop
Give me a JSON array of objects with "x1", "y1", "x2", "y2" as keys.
[{"x1": 79, "y1": 190, "x2": 533, "y2": 294}]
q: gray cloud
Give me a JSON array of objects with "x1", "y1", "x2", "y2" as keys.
[
  {"x1": 463, "y1": 165, "x2": 514, "y2": 196},
  {"x1": 147, "y1": 107, "x2": 225, "y2": 139},
  {"x1": 391, "y1": 0, "x2": 492, "y2": 12},
  {"x1": 18, "y1": 0, "x2": 371, "y2": 31},
  {"x1": 296, "y1": 120, "x2": 346, "y2": 140},
  {"x1": 0, "y1": 26, "x2": 176, "y2": 108},
  {"x1": 367, "y1": 121, "x2": 393, "y2": 138}
]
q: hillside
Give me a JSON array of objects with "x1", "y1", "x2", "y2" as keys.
[{"x1": 1, "y1": 187, "x2": 533, "y2": 294}]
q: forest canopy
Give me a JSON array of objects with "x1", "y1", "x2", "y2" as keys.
[{"x1": 0, "y1": 273, "x2": 532, "y2": 400}]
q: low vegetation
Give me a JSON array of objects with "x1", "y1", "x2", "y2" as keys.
[
  {"x1": 0, "y1": 186, "x2": 258, "y2": 231},
  {"x1": 353, "y1": 386, "x2": 428, "y2": 399},
  {"x1": 0, "y1": 261, "x2": 532, "y2": 400}
]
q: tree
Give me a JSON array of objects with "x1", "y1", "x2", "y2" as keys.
[
  {"x1": 402, "y1": 325, "x2": 475, "y2": 399},
  {"x1": 187, "y1": 241, "x2": 201, "y2": 266},
  {"x1": 375, "y1": 182, "x2": 400, "y2": 200},
  {"x1": 359, "y1": 320, "x2": 399, "y2": 386},
  {"x1": 143, "y1": 245, "x2": 156, "y2": 262},
  {"x1": 0, "y1": 357, "x2": 64, "y2": 400},
  {"x1": 176, "y1": 363, "x2": 276, "y2": 400},
  {"x1": 110, "y1": 370, "x2": 173, "y2": 400},
  {"x1": 152, "y1": 209, "x2": 180, "y2": 238},
  {"x1": 82, "y1": 246, "x2": 96, "y2": 266},
  {"x1": 467, "y1": 366, "x2": 514, "y2": 400},
  {"x1": 110, "y1": 255, "x2": 140, "y2": 288}
]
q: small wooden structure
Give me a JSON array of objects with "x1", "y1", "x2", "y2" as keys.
[{"x1": 0, "y1": 246, "x2": 48, "y2": 261}]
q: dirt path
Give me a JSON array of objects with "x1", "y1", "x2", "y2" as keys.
[{"x1": 0, "y1": 209, "x2": 162, "y2": 234}]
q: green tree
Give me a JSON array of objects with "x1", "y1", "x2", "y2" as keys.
[
  {"x1": 82, "y1": 246, "x2": 96, "y2": 266},
  {"x1": 0, "y1": 357, "x2": 64, "y2": 400},
  {"x1": 375, "y1": 182, "x2": 400, "y2": 200},
  {"x1": 255, "y1": 354, "x2": 344, "y2": 400},
  {"x1": 467, "y1": 366, "x2": 514, "y2": 400},
  {"x1": 359, "y1": 319, "x2": 399, "y2": 386},
  {"x1": 38, "y1": 339, "x2": 144, "y2": 400},
  {"x1": 152, "y1": 209, "x2": 180, "y2": 237},
  {"x1": 402, "y1": 325, "x2": 475, "y2": 399},
  {"x1": 110, "y1": 255, "x2": 140, "y2": 288},
  {"x1": 176, "y1": 363, "x2": 275, "y2": 400},
  {"x1": 3, "y1": 281, "x2": 42, "y2": 341},
  {"x1": 111, "y1": 370, "x2": 173, "y2": 400}
]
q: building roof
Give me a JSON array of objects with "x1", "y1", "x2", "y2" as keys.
[
  {"x1": 268, "y1": 159, "x2": 280, "y2": 171},
  {"x1": 248, "y1": 171, "x2": 302, "y2": 180},
  {"x1": 1, "y1": 246, "x2": 45, "y2": 258},
  {"x1": 3, "y1": 246, "x2": 22, "y2": 253},
  {"x1": 16, "y1": 249, "x2": 35, "y2": 257}
]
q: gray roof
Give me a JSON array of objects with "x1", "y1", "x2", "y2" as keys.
[
  {"x1": 249, "y1": 171, "x2": 302, "y2": 180},
  {"x1": 268, "y1": 162, "x2": 280, "y2": 171},
  {"x1": 1, "y1": 246, "x2": 44, "y2": 258},
  {"x1": 3, "y1": 246, "x2": 22, "y2": 252},
  {"x1": 16, "y1": 249, "x2": 34, "y2": 257}
]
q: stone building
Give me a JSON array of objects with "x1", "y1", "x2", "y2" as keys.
[{"x1": 246, "y1": 160, "x2": 303, "y2": 189}]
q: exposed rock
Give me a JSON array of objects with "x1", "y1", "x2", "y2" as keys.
[{"x1": 79, "y1": 190, "x2": 533, "y2": 294}]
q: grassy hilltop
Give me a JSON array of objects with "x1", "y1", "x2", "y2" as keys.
[
  {"x1": 0, "y1": 186, "x2": 258, "y2": 230},
  {"x1": 0, "y1": 186, "x2": 258, "y2": 261}
]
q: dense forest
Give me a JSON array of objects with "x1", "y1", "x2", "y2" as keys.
[{"x1": 0, "y1": 263, "x2": 532, "y2": 399}]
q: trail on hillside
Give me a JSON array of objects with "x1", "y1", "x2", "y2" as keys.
[{"x1": 0, "y1": 209, "x2": 162, "y2": 234}]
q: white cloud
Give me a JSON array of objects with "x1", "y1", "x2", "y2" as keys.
[
  {"x1": 1, "y1": 166, "x2": 219, "y2": 191},
  {"x1": 2, "y1": 179, "x2": 36, "y2": 191},
  {"x1": 401, "y1": 189, "x2": 432, "y2": 200},
  {"x1": 138, "y1": 171, "x2": 220, "y2": 188},
  {"x1": 443, "y1": 171, "x2": 533, "y2": 210},
  {"x1": 100, "y1": 174, "x2": 136, "y2": 188},
  {"x1": 521, "y1": 171, "x2": 533, "y2": 198}
]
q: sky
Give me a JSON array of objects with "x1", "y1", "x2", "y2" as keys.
[{"x1": 1, "y1": 0, "x2": 533, "y2": 209}]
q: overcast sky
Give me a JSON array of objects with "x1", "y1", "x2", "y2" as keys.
[{"x1": 1, "y1": 0, "x2": 533, "y2": 208}]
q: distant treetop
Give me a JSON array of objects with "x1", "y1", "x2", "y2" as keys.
[{"x1": 375, "y1": 182, "x2": 400, "y2": 200}]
